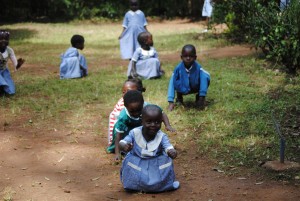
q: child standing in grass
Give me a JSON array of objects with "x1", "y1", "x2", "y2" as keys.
[
  {"x1": 167, "y1": 44, "x2": 210, "y2": 111},
  {"x1": 107, "y1": 90, "x2": 175, "y2": 161},
  {"x1": 108, "y1": 78, "x2": 146, "y2": 145},
  {"x1": 119, "y1": 0, "x2": 148, "y2": 60},
  {"x1": 120, "y1": 104, "x2": 179, "y2": 192},
  {"x1": 0, "y1": 30, "x2": 25, "y2": 95},
  {"x1": 60, "y1": 35, "x2": 88, "y2": 79},
  {"x1": 127, "y1": 32, "x2": 164, "y2": 79}
]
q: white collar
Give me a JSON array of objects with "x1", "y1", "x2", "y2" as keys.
[
  {"x1": 129, "y1": 10, "x2": 142, "y2": 15},
  {"x1": 133, "y1": 128, "x2": 164, "y2": 152},
  {"x1": 125, "y1": 107, "x2": 141, "y2": 120}
]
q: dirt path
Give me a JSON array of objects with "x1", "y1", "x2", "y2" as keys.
[{"x1": 1, "y1": 21, "x2": 299, "y2": 200}]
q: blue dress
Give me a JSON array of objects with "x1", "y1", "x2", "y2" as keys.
[
  {"x1": 60, "y1": 47, "x2": 88, "y2": 79},
  {"x1": 167, "y1": 61, "x2": 210, "y2": 102},
  {"x1": 120, "y1": 10, "x2": 148, "y2": 60},
  {"x1": 0, "y1": 47, "x2": 18, "y2": 95},
  {"x1": 120, "y1": 126, "x2": 178, "y2": 192},
  {"x1": 127, "y1": 47, "x2": 161, "y2": 79}
]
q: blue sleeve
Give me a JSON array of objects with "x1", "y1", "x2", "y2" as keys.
[
  {"x1": 167, "y1": 73, "x2": 175, "y2": 102},
  {"x1": 141, "y1": 11, "x2": 148, "y2": 26},
  {"x1": 131, "y1": 48, "x2": 140, "y2": 62},
  {"x1": 122, "y1": 12, "x2": 129, "y2": 28},
  {"x1": 123, "y1": 129, "x2": 134, "y2": 143},
  {"x1": 199, "y1": 68, "x2": 211, "y2": 96},
  {"x1": 161, "y1": 134, "x2": 174, "y2": 151}
]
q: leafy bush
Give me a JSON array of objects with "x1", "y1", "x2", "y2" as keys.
[{"x1": 213, "y1": 0, "x2": 300, "y2": 74}]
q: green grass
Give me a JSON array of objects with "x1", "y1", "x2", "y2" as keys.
[{"x1": 0, "y1": 22, "x2": 299, "y2": 179}]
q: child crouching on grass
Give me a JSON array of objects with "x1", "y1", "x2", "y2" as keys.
[
  {"x1": 120, "y1": 104, "x2": 179, "y2": 192},
  {"x1": 167, "y1": 44, "x2": 210, "y2": 111},
  {"x1": 0, "y1": 30, "x2": 25, "y2": 95},
  {"x1": 60, "y1": 34, "x2": 88, "y2": 79},
  {"x1": 106, "y1": 90, "x2": 175, "y2": 161}
]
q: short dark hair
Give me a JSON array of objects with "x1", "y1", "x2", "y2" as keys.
[
  {"x1": 126, "y1": 78, "x2": 146, "y2": 92},
  {"x1": 182, "y1": 44, "x2": 196, "y2": 55},
  {"x1": 142, "y1": 104, "x2": 162, "y2": 117},
  {"x1": 71, "y1": 35, "x2": 84, "y2": 47},
  {"x1": 123, "y1": 90, "x2": 144, "y2": 107},
  {"x1": 137, "y1": 32, "x2": 150, "y2": 46},
  {"x1": 0, "y1": 30, "x2": 10, "y2": 40}
]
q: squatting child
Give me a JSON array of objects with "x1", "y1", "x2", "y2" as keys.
[
  {"x1": 167, "y1": 44, "x2": 210, "y2": 111},
  {"x1": 0, "y1": 30, "x2": 25, "y2": 95},
  {"x1": 120, "y1": 104, "x2": 180, "y2": 192},
  {"x1": 107, "y1": 90, "x2": 175, "y2": 161},
  {"x1": 119, "y1": 0, "x2": 148, "y2": 60},
  {"x1": 108, "y1": 78, "x2": 146, "y2": 145},
  {"x1": 127, "y1": 31, "x2": 164, "y2": 79},
  {"x1": 60, "y1": 34, "x2": 88, "y2": 79}
]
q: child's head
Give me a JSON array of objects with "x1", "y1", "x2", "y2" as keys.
[
  {"x1": 122, "y1": 78, "x2": 146, "y2": 96},
  {"x1": 123, "y1": 90, "x2": 144, "y2": 118},
  {"x1": 181, "y1": 44, "x2": 197, "y2": 68},
  {"x1": 142, "y1": 105, "x2": 163, "y2": 137},
  {"x1": 129, "y1": 0, "x2": 139, "y2": 11},
  {"x1": 137, "y1": 32, "x2": 153, "y2": 48},
  {"x1": 0, "y1": 30, "x2": 10, "y2": 52},
  {"x1": 71, "y1": 35, "x2": 84, "y2": 50}
]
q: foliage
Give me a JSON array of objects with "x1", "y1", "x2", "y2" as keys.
[
  {"x1": 0, "y1": 0, "x2": 205, "y2": 22},
  {"x1": 212, "y1": 0, "x2": 300, "y2": 74}
]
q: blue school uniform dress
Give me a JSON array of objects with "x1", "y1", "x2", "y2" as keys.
[
  {"x1": 120, "y1": 10, "x2": 148, "y2": 60},
  {"x1": 120, "y1": 126, "x2": 178, "y2": 192},
  {"x1": 167, "y1": 61, "x2": 210, "y2": 102},
  {"x1": 0, "y1": 47, "x2": 18, "y2": 94},
  {"x1": 60, "y1": 47, "x2": 88, "y2": 79},
  {"x1": 127, "y1": 47, "x2": 161, "y2": 79},
  {"x1": 202, "y1": 0, "x2": 213, "y2": 17}
]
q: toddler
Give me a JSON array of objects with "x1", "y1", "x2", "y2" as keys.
[
  {"x1": 119, "y1": 0, "x2": 148, "y2": 60},
  {"x1": 167, "y1": 44, "x2": 210, "y2": 111},
  {"x1": 108, "y1": 78, "x2": 146, "y2": 145},
  {"x1": 120, "y1": 104, "x2": 179, "y2": 192},
  {"x1": 127, "y1": 31, "x2": 164, "y2": 79},
  {"x1": 107, "y1": 90, "x2": 175, "y2": 161},
  {"x1": 0, "y1": 30, "x2": 25, "y2": 95},
  {"x1": 60, "y1": 34, "x2": 88, "y2": 79}
]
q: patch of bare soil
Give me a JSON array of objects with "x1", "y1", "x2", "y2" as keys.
[{"x1": 1, "y1": 21, "x2": 299, "y2": 200}]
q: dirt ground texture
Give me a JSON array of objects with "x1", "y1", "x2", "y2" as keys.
[{"x1": 1, "y1": 21, "x2": 300, "y2": 201}]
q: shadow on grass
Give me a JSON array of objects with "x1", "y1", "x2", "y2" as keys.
[{"x1": 2, "y1": 28, "x2": 38, "y2": 41}]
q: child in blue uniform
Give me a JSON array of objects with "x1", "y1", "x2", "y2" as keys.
[
  {"x1": 60, "y1": 35, "x2": 88, "y2": 79},
  {"x1": 120, "y1": 104, "x2": 179, "y2": 192},
  {"x1": 107, "y1": 90, "x2": 175, "y2": 161},
  {"x1": 167, "y1": 44, "x2": 210, "y2": 111},
  {"x1": 0, "y1": 30, "x2": 25, "y2": 95},
  {"x1": 127, "y1": 32, "x2": 164, "y2": 79},
  {"x1": 119, "y1": 0, "x2": 148, "y2": 60}
]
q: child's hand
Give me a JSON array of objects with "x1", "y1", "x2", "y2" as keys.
[
  {"x1": 16, "y1": 58, "x2": 25, "y2": 70},
  {"x1": 115, "y1": 153, "x2": 121, "y2": 161},
  {"x1": 168, "y1": 102, "x2": 175, "y2": 111},
  {"x1": 123, "y1": 143, "x2": 133, "y2": 152},
  {"x1": 130, "y1": 70, "x2": 138, "y2": 79},
  {"x1": 166, "y1": 125, "x2": 176, "y2": 132},
  {"x1": 167, "y1": 149, "x2": 177, "y2": 159}
]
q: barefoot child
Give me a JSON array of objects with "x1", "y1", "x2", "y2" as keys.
[
  {"x1": 119, "y1": 0, "x2": 148, "y2": 60},
  {"x1": 107, "y1": 90, "x2": 175, "y2": 161},
  {"x1": 167, "y1": 44, "x2": 210, "y2": 111},
  {"x1": 120, "y1": 104, "x2": 180, "y2": 192},
  {"x1": 0, "y1": 30, "x2": 25, "y2": 95},
  {"x1": 60, "y1": 35, "x2": 88, "y2": 79},
  {"x1": 127, "y1": 32, "x2": 164, "y2": 79},
  {"x1": 108, "y1": 78, "x2": 146, "y2": 145}
]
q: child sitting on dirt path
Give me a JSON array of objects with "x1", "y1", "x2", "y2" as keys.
[
  {"x1": 107, "y1": 90, "x2": 175, "y2": 161},
  {"x1": 107, "y1": 78, "x2": 146, "y2": 145},
  {"x1": 119, "y1": 0, "x2": 148, "y2": 60},
  {"x1": 167, "y1": 44, "x2": 210, "y2": 111},
  {"x1": 60, "y1": 34, "x2": 88, "y2": 79},
  {"x1": 127, "y1": 31, "x2": 164, "y2": 79},
  {"x1": 120, "y1": 104, "x2": 179, "y2": 192},
  {"x1": 0, "y1": 30, "x2": 25, "y2": 95}
]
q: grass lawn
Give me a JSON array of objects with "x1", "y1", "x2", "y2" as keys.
[{"x1": 1, "y1": 21, "x2": 299, "y2": 180}]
